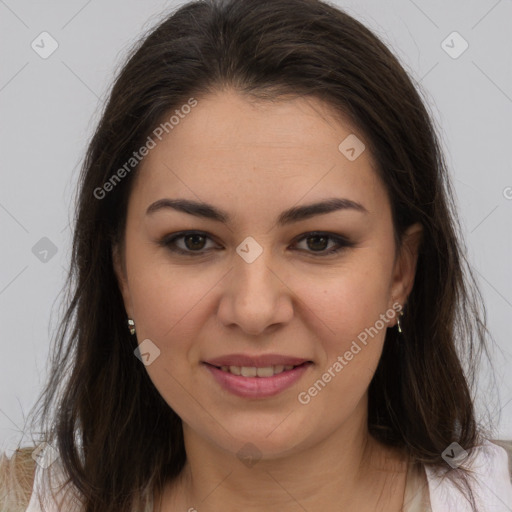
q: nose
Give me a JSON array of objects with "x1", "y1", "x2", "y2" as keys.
[{"x1": 216, "y1": 247, "x2": 294, "y2": 336}]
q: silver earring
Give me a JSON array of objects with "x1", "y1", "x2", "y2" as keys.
[
  {"x1": 127, "y1": 318, "x2": 135, "y2": 335},
  {"x1": 396, "y1": 310, "x2": 404, "y2": 334}
]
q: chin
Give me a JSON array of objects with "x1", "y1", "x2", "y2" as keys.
[{"x1": 205, "y1": 411, "x2": 326, "y2": 461}]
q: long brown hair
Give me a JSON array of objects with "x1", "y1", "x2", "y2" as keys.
[{"x1": 18, "y1": 0, "x2": 494, "y2": 510}]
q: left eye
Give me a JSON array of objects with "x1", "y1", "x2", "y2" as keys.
[
  {"x1": 293, "y1": 232, "x2": 352, "y2": 255},
  {"x1": 159, "y1": 231, "x2": 352, "y2": 256}
]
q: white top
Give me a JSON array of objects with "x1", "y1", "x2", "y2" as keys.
[
  {"x1": 26, "y1": 440, "x2": 512, "y2": 511},
  {"x1": 424, "y1": 440, "x2": 512, "y2": 511}
]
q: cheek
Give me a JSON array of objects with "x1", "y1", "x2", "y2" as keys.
[
  {"x1": 128, "y1": 263, "x2": 214, "y2": 344},
  {"x1": 294, "y1": 272, "x2": 393, "y2": 427},
  {"x1": 123, "y1": 224, "x2": 216, "y2": 339},
  {"x1": 125, "y1": 261, "x2": 215, "y2": 418},
  {"x1": 294, "y1": 254, "x2": 393, "y2": 345},
  {"x1": 289, "y1": 253, "x2": 395, "y2": 413}
]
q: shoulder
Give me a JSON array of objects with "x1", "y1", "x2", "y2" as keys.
[
  {"x1": 0, "y1": 446, "x2": 37, "y2": 511},
  {"x1": 424, "y1": 439, "x2": 512, "y2": 512},
  {"x1": 492, "y1": 439, "x2": 512, "y2": 477}
]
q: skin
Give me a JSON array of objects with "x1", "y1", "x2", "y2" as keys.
[{"x1": 113, "y1": 89, "x2": 423, "y2": 511}]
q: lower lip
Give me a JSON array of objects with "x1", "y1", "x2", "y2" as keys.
[{"x1": 203, "y1": 362, "x2": 312, "y2": 398}]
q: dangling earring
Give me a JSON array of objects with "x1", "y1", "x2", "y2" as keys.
[
  {"x1": 127, "y1": 318, "x2": 136, "y2": 335},
  {"x1": 396, "y1": 310, "x2": 404, "y2": 334}
]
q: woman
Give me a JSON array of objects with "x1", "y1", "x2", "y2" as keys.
[{"x1": 1, "y1": 0, "x2": 511, "y2": 510}]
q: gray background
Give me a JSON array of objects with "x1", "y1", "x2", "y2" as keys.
[{"x1": 1, "y1": 0, "x2": 511, "y2": 454}]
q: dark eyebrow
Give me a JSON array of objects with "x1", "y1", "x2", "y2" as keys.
[{"x1": 146, "y1": 197, "x2": 368, "y2": 226}]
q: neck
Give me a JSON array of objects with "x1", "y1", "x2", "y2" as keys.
[{"x1": 156, "y1": 400, "x2": 409, "y2": 511}]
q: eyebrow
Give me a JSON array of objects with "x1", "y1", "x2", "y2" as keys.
[{"x1": 145, "y1": 197, "x2": 368, "y2": 226}]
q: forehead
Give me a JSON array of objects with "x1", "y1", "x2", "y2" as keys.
[{"x1": 130, "y1": 89, "x2": 388, "y2": 221}]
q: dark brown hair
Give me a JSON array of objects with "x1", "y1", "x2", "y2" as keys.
[{"x1": 19, "y1": 0, "x2": 494, "y2": 510}]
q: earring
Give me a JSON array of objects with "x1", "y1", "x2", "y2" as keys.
[
  {"x1": 127, "y1": 318, "x2": 136, "y2": 335},
  {"x1": 396, "y1": 310, "x2": 404, "y2": 334}
]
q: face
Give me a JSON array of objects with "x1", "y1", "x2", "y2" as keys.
[{"x1": 113, "y1": 89, "x2": 421, "y2": 460}]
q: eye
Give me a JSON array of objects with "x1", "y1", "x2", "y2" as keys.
[
  {"x1": 159, "y1": 230, "x2": 354, "y2": 257},
  {"x1": 159, "y1": 231, "x2": 219, "y2": 256},
  {"x1": 292, "y1": 231, "x2": 354, "y2": 256}
]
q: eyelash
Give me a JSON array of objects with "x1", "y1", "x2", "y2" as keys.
[{"x1": 158, "y1": 231, "x2": 354, "y2": 257}]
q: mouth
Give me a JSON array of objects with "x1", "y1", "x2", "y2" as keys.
[
  {"x1": 202, "y1": 356, "x2": 313, "y2": 398},
  {"x1": 204, "y1": 362, "x2": 309, "y2": 377}
]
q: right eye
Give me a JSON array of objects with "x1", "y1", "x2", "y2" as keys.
[{"x1": 159, "y1": 231, "x2": 220, "y2": 256}]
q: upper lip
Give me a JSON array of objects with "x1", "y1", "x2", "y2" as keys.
[{"x1": 204, "y1": 354, "x2": 311, "y2": 368}]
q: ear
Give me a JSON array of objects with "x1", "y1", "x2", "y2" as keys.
[
  {"x1": 389, "y1": 222, "x2": 423, "y2": 311},
  {"x1": 112, "y1": 242, "x2": 134, "y2": 318}
]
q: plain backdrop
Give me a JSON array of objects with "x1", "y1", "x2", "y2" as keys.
[{"x1": 1, "y1": 0, "x2": 511, "y2": 454}]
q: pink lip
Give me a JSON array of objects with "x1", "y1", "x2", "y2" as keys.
[
  {"x1": 203, "y1": 361, "x2": 313, "y2": 399},
  {"x1": 205, "y1": 354, "x2": 310, "y2": 367}
]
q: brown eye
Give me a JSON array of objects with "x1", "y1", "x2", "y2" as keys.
[
  {"x1": 159, "y1": 231, "x2": 218, "y2": 255},
  {"x1": 293, "y1": 232, "x2": 354, "y2": 256},
  {"x1": 183, "y1": 233, "x2": 207, "y2": 251},
  {"x1": 305, "y1": 235, "x2": 329, "y2": 251},
  {"x1": 159, "y1": 231, "x2": 353, "y2": 257}
]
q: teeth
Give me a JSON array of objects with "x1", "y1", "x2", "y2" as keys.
[
  {"x1": 256, "y1": 366, "x2": 274, "y2": 377},
  {"x1": 218, "y1": 364, "x2": 299, "y2": 377},
  {"x1": 241, "y1": 366, "x2": 257, "y2": 377},
  {"x1": 229, "y1": 365, "x2": 241, "y2": 375}
]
